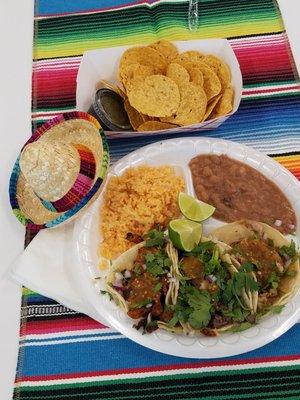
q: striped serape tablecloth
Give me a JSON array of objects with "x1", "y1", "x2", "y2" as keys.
[{"x1": 14, "y1": 0, "x2": 300, "y2": 399}]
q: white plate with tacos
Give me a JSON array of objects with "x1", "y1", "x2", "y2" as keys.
[{"x1": 73, "y1": 137, "x2": 300, "y2": 358}]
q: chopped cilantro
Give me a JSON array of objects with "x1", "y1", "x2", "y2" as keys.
[
  {"x1": 100, "y1": 290, "x2": 113, "y2": 300},
  {"x1": 267, "y1": 272, "x2": 279, "y2": 289},
  {"x1": 134, "y1": 265, "x2": 142, "y2": 276},
  {"x1": 220, "y1": 269, "x2": 258, "y2": 311},
  {"x1": 147, "y1": 320, "x2": 158, "y2": 328},
  {"x1": 240, "y1": 261, "x2": 254, "y2": 272},
  {"x1": 215, "y1": 262, "x2": 228, "y2": 290},
  {"x1": 189, "y1": 241, "x2": 216, "y2": 254},
  {"x1": 223, "y1": 305, "x2": 250, "y2": 322},
  {"x1": 267, "y1": 238, "x2": 274, "y2": 247},
  {"x1": 145, "y1": 251, "x2": 171, "y2": 277},
  {"x1": 188, "y1": 308, "x2": 211, "y2": 329},
  {"x1": 186, "y1": 286, "x2": 211, "y2": 309},
  {"x1": 279, "y1": 240, "x2": 297, "y2": 259},
  {"x1": 185, "y1": 241, "x2": 224, "y2": 280},
  {"x1": 153, "y1": 282, "x2": 162, "y2": 293},
  {"x1": 232, "y1": 270, "x2": 259, "y2": 294},
  {"x1": 170, "y1": 285, "x2": 212, "y2": 329},
  {"x1": 285, "y1": 270, "x2": 297, "y2": 277},
  {"x1": 144, "y1": 229, "x2": 165, "y2": 247},
  {"x1": 204, "y1": 246, "x2": 221, "y2": 276},
  {"x1": 178, "y1": 274, "x2": 192, "y2": 285},
  {"x1": 222, "y1": 280, "x2": 234, "y2": 304},
  {"x1": 167, "y1": 315, "x2": 179, "y2": 327},
  {"x1": 271, "y1": 304, "x2": 285, "y2": 314}
]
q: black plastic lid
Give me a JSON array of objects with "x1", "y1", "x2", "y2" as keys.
[{"x1": 88, "y1": 88, "x2": 132, "y2": 131}]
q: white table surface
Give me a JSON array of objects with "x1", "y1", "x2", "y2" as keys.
[{"x1": 0, "y1": 1, "x2": 299, "y2": 398}]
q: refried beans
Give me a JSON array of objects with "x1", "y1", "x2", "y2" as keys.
[{"x1": 189, "y1": 154, "x2": 296, "y2": 234}]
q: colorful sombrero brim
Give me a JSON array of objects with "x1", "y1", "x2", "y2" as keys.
[{"x1": 9, "y1": 112, "x2": 109, "y2": 229}]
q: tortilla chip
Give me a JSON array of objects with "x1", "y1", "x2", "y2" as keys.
[
  {"x1": 161, "y1": 82, "x2": 207, "y2": 126},
  {"x1": 218, "y1": 63, "x2": 232, "y2": 89},
  {"x1": 188, "y1": 68, "x2": 204, "y2": 87},
  {"x1": 137, "y1": 121, "x2": 177, "y2": 131},
  {"x1": 202, "y1": 55, "x2": 221, "y2": 71},
  {"x1": 210, "y1": 86, "x2": 234, "y2": 118},
  {"x1": 179, "y1": 61, "x2": 221, "y2": 101},
  {"x1": 141, "y1": 114, "x2": 156, "y2": 123},
  {"x1": 202, "y1": 94, "x2": 222, "y2": 121},
  {"x1": 95, "y1": 79, "x2": 120, "y2": 93},
  {"x1": 124, "y1": 98, "x2": 145, "y2": 130},
  {"x1": 116, "y1": 86, "x2": 127, "y2": 99},
  {"x1": 119, "y1": 63, "x2": 155, "y2": 92},
  {"x1": 148, "y1": 40, "x2": 178, "y2": 63},
  {"x1": 119, "y1": 46, "x2": 167, "y2": 76},
  {"x1": 127, "y1": 75, "x2": 180, "y2": 117},
  {"x1": 166, "y1": 63, "x2": 190, "y2": 87},
  {"x1": 174, "y1": 50, "x2": 204, "y2": 64},
  {"x1": 203, "y1": 55, "x2": 231, "y2": 89}
]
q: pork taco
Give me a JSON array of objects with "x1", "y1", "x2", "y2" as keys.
[{"x1": 105, "y1": 229, "x2": 180, "y2": 333}]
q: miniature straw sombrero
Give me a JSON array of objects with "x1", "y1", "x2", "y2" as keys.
[{"x1": 9, "y1": 111, "x2": 109, "y2": 229}]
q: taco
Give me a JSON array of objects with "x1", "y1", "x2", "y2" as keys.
[
  {"x1": 105, "y1": 229, "x2": 180, "y2": 333},
  {"x1": 157, "y1": 237, "x2": 237, "y2": 336},
  {"x1": 159, "y1": 221, "x2": 299, "y2": 336},
  {"x1": 211, "y1": 220, "x2": 300, "y2": 315}
]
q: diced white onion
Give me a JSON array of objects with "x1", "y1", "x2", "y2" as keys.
[
  {"x1": 115, "y1": 272, "x2": 123, "y2": 280},
  {"x1": 113, "y1": 279, "x2": 123, "y2": 288},
  {"x1": 124, "y1": 270, "x2": 131, "y2": 278},
  {"x1": 274, "y1": 220, "x2": 282, "y2": 227},
  {"x1": 146, "y1": 303, "x2": 153, "y2": 308},
  {"x1": 207, "y1": 275, "x2": 217, "y2": 283},
  {"x1": 288, "y1": 224, "x2": 295, "y2": 230}
]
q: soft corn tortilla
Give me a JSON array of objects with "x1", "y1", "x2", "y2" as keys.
[{"x1": 105, "y1": 241, "x2": 179, "y2": 314}]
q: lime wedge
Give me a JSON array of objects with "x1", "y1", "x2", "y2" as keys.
[
  {"x1": 178, "y1": 192, "x2": 215, "y2": 222},
  {"x1": 168, "y1": 219, "x2": 202, "y2": 251}
]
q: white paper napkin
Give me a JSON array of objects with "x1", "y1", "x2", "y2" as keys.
[{"x1": 9, "y1": 224, "x2": 109, "y2": 326}]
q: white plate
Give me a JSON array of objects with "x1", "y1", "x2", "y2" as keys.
[
  {"x1": 76, "y1": 39, "x2": 243, "y2": 138},
  {"x1": 73, "y1": 137, "x2": 300, "y2": 358}
]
